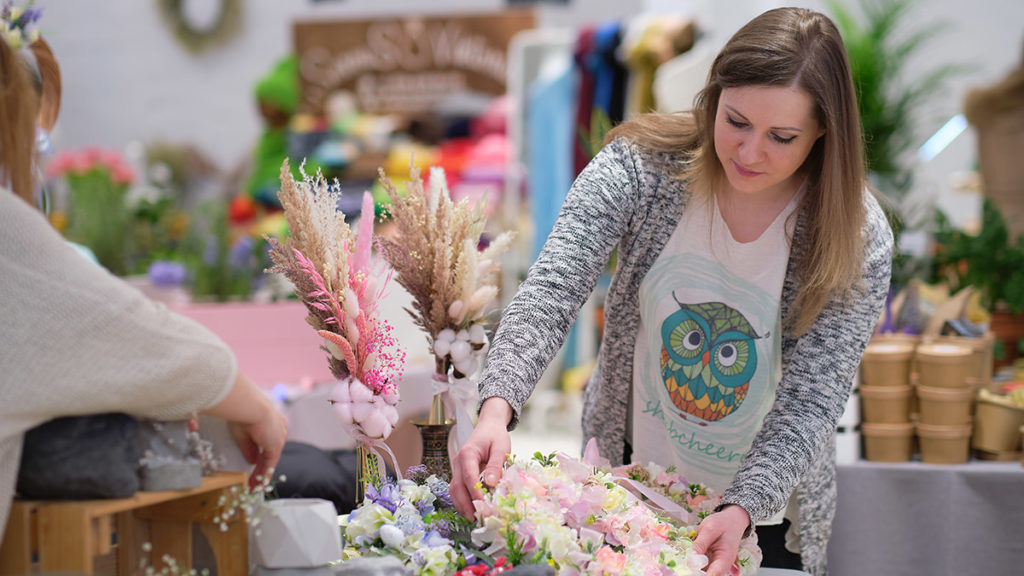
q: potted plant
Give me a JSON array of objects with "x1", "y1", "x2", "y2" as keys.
[{"x1": 931, "y1": 198, "x2": 1024, "y2": 366}]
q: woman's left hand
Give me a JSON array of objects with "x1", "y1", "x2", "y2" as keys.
[{"x1": 692, "y1": 504, "x2": 750, "y2": 576}]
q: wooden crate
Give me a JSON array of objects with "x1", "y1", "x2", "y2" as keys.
[{"x1": 0, "y1": 471, "x2": 248, "y2": 575}]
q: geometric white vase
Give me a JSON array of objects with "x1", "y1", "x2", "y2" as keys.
[{"x1": 253, "y1": 498, "x2": 341, "y2": 568}]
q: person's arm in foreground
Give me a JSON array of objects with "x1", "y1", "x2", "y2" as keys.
[{"x1": 203, "y1": 371, "x2": 288, "y2": 489}]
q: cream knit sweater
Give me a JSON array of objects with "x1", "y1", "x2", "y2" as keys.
[{"x1": 0, "y1": 189, "x2": 236, "y2": 541}]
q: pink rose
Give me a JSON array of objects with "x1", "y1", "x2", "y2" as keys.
[{"x1": 592, "y1": 546, "x2": 626, "y2": 575}]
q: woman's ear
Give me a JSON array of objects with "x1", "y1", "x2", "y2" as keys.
[{"x1": 29, "y1": 37, "x2": 61, "y2": 132}]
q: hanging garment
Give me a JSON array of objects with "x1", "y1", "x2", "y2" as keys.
[
  {"x1": 591, "y1": 21, "x2": 628, "y2": 126},
  {"x1": 573, "y1": 27, "x2": 597, "y2": 176},
  {"x1": 621, "y1": 15, "x2": 696, "y2": 116}
]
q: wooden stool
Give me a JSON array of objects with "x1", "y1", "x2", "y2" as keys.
[{"x1": 0, "y1": 471, "x2": 248, "y2": 575}]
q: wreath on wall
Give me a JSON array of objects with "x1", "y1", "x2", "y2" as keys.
[{"x1": 157, "y1": 0, "x2": 242, "y2": 53}]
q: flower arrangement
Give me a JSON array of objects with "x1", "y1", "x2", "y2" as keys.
[
  {"x1": 0, "y1": 0, "x2": 41, "y2": 50},
  {"x1": 267, "y1": 160, "x2": 406, "y2": 487},
  {"x1": 340, "y1": 465, "x2": 481, "y2": 576},
  {"x1": 46, "y1": 147, "x2": 137, "y2": 275},
  {"x1": 340, "y1": 449, "x2": 761, "y2": 576},
  {"x1": 376, "y1": 166, "x2": 513, "y2": 450}
]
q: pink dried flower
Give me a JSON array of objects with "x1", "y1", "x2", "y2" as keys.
[{"x1": 267, "y1": 160, "x2": 405, "y2": 400}]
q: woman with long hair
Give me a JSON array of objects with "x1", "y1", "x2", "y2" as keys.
[{"x1": 452, "y1": 8, "x2": 893, "y2": 575}]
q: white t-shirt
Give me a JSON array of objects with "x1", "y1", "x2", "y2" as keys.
[{"x1": 631, "y1": 190, "x2": 799, "y2": 524}]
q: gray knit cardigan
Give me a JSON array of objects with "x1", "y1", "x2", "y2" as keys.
[{"x1": 478, "y1": 138, "x2": 893, "y2": 575}]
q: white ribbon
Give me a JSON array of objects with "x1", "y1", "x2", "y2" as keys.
[
  {"x1": 617, "y1": 477, "x2": 689, "y2": 525},
  {"x1": 430, "y1": 371, "x2": 479, "y2": 453},
  {"x1": 353, "y1": 431, "x2": 403, "y2": 483}
]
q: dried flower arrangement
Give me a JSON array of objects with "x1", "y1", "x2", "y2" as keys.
[
  {"x1": 267, "y1": 160, "x2": 406, "y2": 486},
  {"x1": 376, "y1": 166, "x2": 513, "y2": 444}
]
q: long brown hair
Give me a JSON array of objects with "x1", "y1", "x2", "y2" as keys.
[
  {"x1": 30, "y1": 37, "x2": 61, "y2": 132},
  {"x1": 0, "y1": 36, "x2": 40, "y2": 204},
  {"x1": 607, "y1": 7, "x2": 866, "y2": 335}
]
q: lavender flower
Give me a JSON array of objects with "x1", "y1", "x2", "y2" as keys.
[
  {"x1": 148, "y1": 260, "x2": 187, "y2": 287},
  {"x1": 228, "y1": 236, "x2": 254, "y2": 270},
  {"x1": 415, "y1": 497, "x2": 435, "y2": 517},
  {"x1": 427, "y1": 476, "x2": 454, "y2": 508},
  {"x1": 422, "y1": 530, "x2": 449, "y2": 548},
  {"x1": 18, "y1": 5, "x2": 41, "y2": 25},
  {"x1": 366, "y1": 482, "x2": 399, "y2": 513},
  {"x1": 406, "y1": 464, "x2": 429, "y2": 483},
  {"x1": 430, "y1": 517, "x2": 452, "y2": 539}
]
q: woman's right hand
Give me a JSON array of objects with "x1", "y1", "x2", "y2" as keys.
[
  {"x1": 228, "y1": 404, "x2": 288, "y2": 490},
  {"x1": 450, "y1": 397, "x2": 513, "y2": 519},
  {"x1": 204, "y1": 371, "x2": 288, "y2": 489}
]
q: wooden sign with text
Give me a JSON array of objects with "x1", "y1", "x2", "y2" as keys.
[{"x1": 294, "y1": 11, "x2": 536, "y2": 116}]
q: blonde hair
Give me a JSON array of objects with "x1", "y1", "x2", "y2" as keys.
[
  {"x1": 607, "y1": 7, "x2": 866, "y2": 335},
  {"x1": 0, "y1": 35, "x2": 39, "y2": 204}
]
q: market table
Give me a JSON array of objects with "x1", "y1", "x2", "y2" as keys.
[{"x1": 827, "y1": 459, "x2": 1024, "y2": 576}]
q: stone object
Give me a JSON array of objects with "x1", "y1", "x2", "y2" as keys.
[
  {"x1": 135, "y1": 420, "x2": 202, "y2": 491},
  {"x1": 254, "y1": 498, "x2": 342, "y2": 568},
  {"x1": 16, "y1": 413, "x2": 140, "y2": 499},
  {"x1": 139, "y1": 458, "x2": 202, "y2": 491}
]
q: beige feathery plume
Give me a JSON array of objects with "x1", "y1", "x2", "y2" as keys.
[
  {"x1": 376, "y1": 165, "x2": 513, "y2": 342},
  {"x1": 267, "y1": 159, "x2": 358, "y2": 379},
  {"x1": 276, "y1": 159, "x2": 352, "y2": 296}
]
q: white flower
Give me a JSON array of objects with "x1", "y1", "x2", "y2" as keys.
[
  {"x1": 399, "y1": 482, "x2": 434, "y2": 505},
  {"x1": 349, "y1": 379, "x2": 373, "y2": 403},
  {"x1": 379, "y1": 523, "x2": 405, "y2": 549},
  {"x1": 350, "y1": 401, "x2": 373, "y2": 424},
  {"x1": 433, "y1": 338, "x2": 451, "y2": 358},
  {"x1": 340, "y1": 503, "x2": 392, "y2": 545},
  {"x1": 360, "y1": 407, "x2": 392, "y2": 439},
  {"x1": 534, "y1": 517, "x2": 579, "y2": 564},
  {"x1": 413, "y1": 544, "x2": 458, "y2": 576},
  {"x1": 469, "y1": 323, "x2": 487, "y2": 344},
  {"x1": 449, "y1": 340, "x2": 471, "y2": 362}
]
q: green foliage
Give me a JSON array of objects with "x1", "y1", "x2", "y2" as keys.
[
  {"x1": 129, "y1": 195, "x2": 185, "y2": 274},
  {"x1": 577, "y1": 108, "x2": 613, "y2": 160},
  {"x1": 63, "y1": 169, "x2": 132, "y2": 276},
  {"x1": 931, "y1": 198, "x2": 1024, "y2": 314},
  {"x1": 183, "y1": 201, "x2": 269, "y2": 302},
  {"x1": 827, "y1": 0, "x2": 966, "y2": 192},
  {"x1": 828, "y1": 0, "x2": 970, "y2": 290},
  {"x1": 532, "y1": 451, "x2": 557, "y2": 467}
]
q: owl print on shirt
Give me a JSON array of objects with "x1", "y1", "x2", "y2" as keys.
[{"x1": 660, "y1": 294, "x2": 765, "y2": 424}]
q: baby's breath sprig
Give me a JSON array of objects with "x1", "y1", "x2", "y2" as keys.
[
  {"x1": 137, "y1": 542, "x2": 211, "y2": 576},
  {"x1": 211, "y1": 472, "x2": 288, "y2": 535}
]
